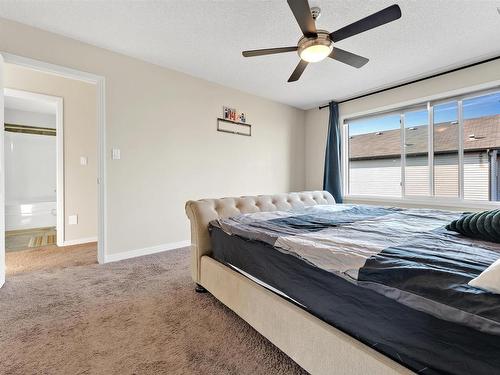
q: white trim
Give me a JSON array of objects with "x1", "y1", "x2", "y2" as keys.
[
  {"x1": 4, "y1": 88, "x2": 65, "y2": 246},
  {"x1": 62, "y1": 236, "x2": 98, "y2": 247},
  {"x1": 428, "y1": 101, "x2": 434, "y2": 196},
  {"x1": 458, "y1": 99, "x2": 465, "y2": 199},
  {"x1": 103, "y1": 240, "x2": 191, "y2": 263},
  {"x1": 400, "y1": 113, "x2": 405, "y2": 197},
  {"x1": 1, "y1": 53, "x2": 101, "y2": 84},
  {"x1": 96, "y1": 79, "x2": 106, "y2": 264},
  {"x1": 0, "y1": 55, "x2": 4, "y2": 287},
  {"x1": 344, "y1": 195, "x2": 500, "y2": 211},
  {"x1": 1, "y1": 52, "x2": 107, "y2": 265},
  {"x1": 56, "y1": 97, "x2": 64, "y2": 246}
]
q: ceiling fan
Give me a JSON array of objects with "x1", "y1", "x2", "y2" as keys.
[{"x1": 242, "y1": 0, "x2": 402, "y2": 82}]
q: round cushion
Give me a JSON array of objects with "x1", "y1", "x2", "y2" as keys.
[{"x1": 448, "y1": 209, "x2": 500, "y2": 243}]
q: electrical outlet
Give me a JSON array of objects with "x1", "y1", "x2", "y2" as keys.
[
  {"x1": 69, "y1": 215, "x2": 78, "y2": 225},
  {"x1": 80, "y1": 156, "x2": 88, "y2": 166}
]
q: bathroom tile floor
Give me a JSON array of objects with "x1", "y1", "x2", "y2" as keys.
[{"x1": 5, "y1": 227, "x2": 56, "y2": 252}]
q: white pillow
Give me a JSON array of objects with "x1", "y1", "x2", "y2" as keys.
[{"x1": 469, "y1": 258, "x2": 500, "y2": 294}]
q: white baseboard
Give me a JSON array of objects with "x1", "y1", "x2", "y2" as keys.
[
  {"x1": 62, "y1": 236, "x2": 98, "y2": 246},
  {"x1": 102, "y1": 240, "x2": 190, "y2": 263}
]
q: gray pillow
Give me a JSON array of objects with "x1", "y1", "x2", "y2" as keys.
[{"x1": 446, "y1": 209, "x2": 500, "y2": 243}]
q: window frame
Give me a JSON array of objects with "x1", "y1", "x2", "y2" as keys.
[{"x1": 341, "y1": 83, "x2": 500, "y2": 210}]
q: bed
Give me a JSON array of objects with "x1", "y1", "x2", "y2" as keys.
[{"x1": 185, "y1": 191, "x2": 500, "y2": 375}]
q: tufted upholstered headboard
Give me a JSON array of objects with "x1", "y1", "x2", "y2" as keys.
[{"x1": 185, "y1": 191, "x2": 335, "y2": 283}]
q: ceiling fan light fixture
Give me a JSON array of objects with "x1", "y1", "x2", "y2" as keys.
[
  {"x1": 297, "y1": 30, "x2": 333, "y2": 63},
  {"x1": 300, "y1": 44, "x2": 332, "y2": 62}
]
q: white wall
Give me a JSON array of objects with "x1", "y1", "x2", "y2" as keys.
[
  {"x1": 5, "y1": 108, "x2": 56, "y2": 128},
  {"x1": 305, "y1": 59, "x2": 500, "y2": 193},
  {"x1": 304, "y1": 108, "x2": 328, "y2": 190},
  {"x1": 4, "y1": 107, "x2": 57, "y2": 231},
  {"x1": 0, "y1": 18, "x2": 306, "y2": 258},
  {"x1": 5, "y1": 131, "x2": 56, "y2": 204},
  {"x1": 4, "y1": 130, "x2": 57, "y2": 231}
]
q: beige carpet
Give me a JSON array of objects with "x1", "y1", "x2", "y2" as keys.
[
  {"x1": 6, "y1": 242, "x2": 98, "y2": 276},
  {"x1": 0, "y1": 245, "x2": 306, "y2": 374}
]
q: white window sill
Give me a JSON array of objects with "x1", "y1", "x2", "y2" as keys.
[{"x1": 343, "y1": 195, "x2": 500, "y2": 212}]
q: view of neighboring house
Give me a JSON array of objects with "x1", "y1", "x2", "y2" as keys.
[{"x1": 348, "y1": 114, "x2": 500, "y2": 200}]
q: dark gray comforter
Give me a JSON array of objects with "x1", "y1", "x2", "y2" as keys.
[{"x1": 214, "y1": 204, "x2": 500, "y2": 335}]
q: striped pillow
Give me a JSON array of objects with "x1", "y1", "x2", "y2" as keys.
[{"x1": 447, "y1": 209, "x2": 500, "y2": 243}]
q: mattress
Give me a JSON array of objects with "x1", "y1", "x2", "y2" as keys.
[{"x1": 209, "y1": 204, "x2": 500, "y2": 375}]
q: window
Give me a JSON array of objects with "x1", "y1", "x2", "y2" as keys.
[
  {"x1": 348, "y1": 114, "x2": 401, "y2": 197},
  {"x1": 433, "y1": 101, "x2": 459, "y2": 198},
  {"x1": 462, "y1": 92, "x2": 500, "y2": 201},
  {"x1": 404, "y1": 108, "x2": 429, "y2": 196},
  {"x1": 345, "y1": 89, "x2": 500, "y2": 203}
]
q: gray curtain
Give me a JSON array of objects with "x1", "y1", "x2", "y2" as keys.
[{"x1": 323, "y1": 101, "x2": 343, "y2": 203}]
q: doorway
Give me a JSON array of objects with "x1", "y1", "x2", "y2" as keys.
[
  {"x1": 0, "y1": 54, "x2": 106, "y2": 283},
  {"x1": 4, "y1": 89, "x2": 63, "y2": 254}
]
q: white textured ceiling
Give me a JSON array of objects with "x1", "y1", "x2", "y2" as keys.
[
  {"x1": 0, "y1": 1, "x2": 499, "y2": 109},
  {"x1": 4, "y1": 95, "x2": 56, "y2": 114}
]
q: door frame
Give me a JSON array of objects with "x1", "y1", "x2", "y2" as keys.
[
  {"x1": 0, "y1": 54, "x2": 4, "y2": 287},
  {"x1": 4, "y1": 88, "x2": 64, "y2": 245},
  {"x1": 1, "y1": 52, "x2": 107, "y2": 266}
]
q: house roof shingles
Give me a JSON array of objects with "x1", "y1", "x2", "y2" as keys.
[{"x1": 349, "y1": 114, "x2": 500, "y2": 160}]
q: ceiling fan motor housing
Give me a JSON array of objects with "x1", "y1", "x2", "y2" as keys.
[{"x1": 297, "y1": 30, "x2": 333, "y2": 62}]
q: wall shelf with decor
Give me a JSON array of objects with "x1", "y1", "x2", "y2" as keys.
[{"x1": 217, "y1": 118, "x2": 252, "y2": 137}]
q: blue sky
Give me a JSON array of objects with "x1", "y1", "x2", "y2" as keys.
[{"x1": 349, "y1": 92, "x2": 500, "y2": 136}]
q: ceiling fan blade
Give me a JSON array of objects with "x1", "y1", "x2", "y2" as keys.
[
  {"x1": 329, "y1": 48, "x2": 369, "y2": 68},
  {"x1": 288, "y1": 60, "x2": 308, "y2": 82},
  {"x1": 330, "y1": 4, "x2": 402, "y2": 43},
  {"x1": 242, "y1": 46, "x2": 298, "y2": 57},
  {"x1": 287, "y1": 0, "x2": 317, "y2": 38}
]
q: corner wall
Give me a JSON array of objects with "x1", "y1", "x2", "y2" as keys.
[{"x1": 0, "y1": 18, "x2": 306, "y2": 259}]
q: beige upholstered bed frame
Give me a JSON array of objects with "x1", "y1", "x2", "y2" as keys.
[{"x1": 185, "y1": 191, "x2": 414, "y2": 375}]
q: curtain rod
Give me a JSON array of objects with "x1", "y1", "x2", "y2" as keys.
[
  {"x1": 318, "y1": 55, "x2": 500, "y2": 110},
  {"x1": 5, "y1": 123, "x2": 56, "y2": 136}
]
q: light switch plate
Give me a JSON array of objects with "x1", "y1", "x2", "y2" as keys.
[
  {"x1": 112, "y1": 148, "x2": 121, "y2": 160},
  {"x1": 69, "y1": 215, "x2": 78, "y2": 225},
  {"x1": 80, "y1": 156, "x2": 88, "y2": 166}
]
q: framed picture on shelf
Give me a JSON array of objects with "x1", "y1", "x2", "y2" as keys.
[
  {"x1": 223, "y1": 106, "x2": 247, "y2": 123},
  {"x1": 223, "y1": 106, "x2": 236, "y2": 121}
]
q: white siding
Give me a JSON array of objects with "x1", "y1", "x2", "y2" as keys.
[
  {"x1": 434, "y1": 154, "x2": 459, "y2": 197},
  {"x1": 405, "y1": 156, "x2": 429, "y2": 196},
  {"x1": 464, "y1": 151, "x2": 489, "y2": 201},
  {"x1": 350, "y1": 152, "x2": 490, "y2": 200},
  {"x1": 349, "y1": 158, "x2": 401, "y2": 197}
]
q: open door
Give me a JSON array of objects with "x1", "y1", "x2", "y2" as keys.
[{"x1": 0, "y1": 54, "x2": 4, "y2": 287}]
